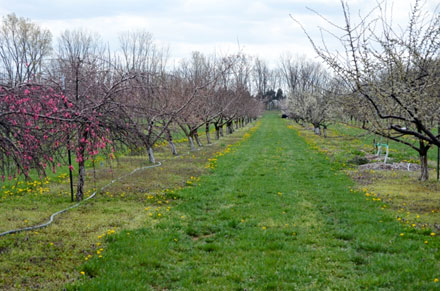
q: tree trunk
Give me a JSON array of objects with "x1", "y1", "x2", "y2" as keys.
[
  {"x1": 165, "y1": 129, "x2": 178, "y2": 155},
  {"x1": 169, "y1": 141, "x2": 177, "y2": 156},
  {"x1": 323, "y1": 126, "x2": 327, "y2": 138},
  {"x1": 417, "y1": 138, "x2": 431, "y2": 181},
  {"x1": 148, "y1": 146, "x2": 155, "y2": 164},
  {"x1": 235, "y1": 119, "x2": 239, "y2": 130},
  {"x1": 194, "y1": 132, "x2": 203, "y2": 147},
  {"x1": 219, "y1": 126, "x2": 224, "y2": 137},
  {"x1": 75, "y1": 130, "x2": 88, "y2": 201},
  {"x1": 314, "y1": 126, "x2": 321, "y2": 135},
  {"x1": 419, "y1": 149, "x2": 429, "y2": 181},
  {"x1": 76, "y1": 159, "x2": 85, "y2": 201},
  {"x1": 214, "y1": 123, "x2": 220, "y2": 140},
  {"x1": 188, "y1": 135, "x2": 195, "y2": 151},
  {"x1": 205, "y1": 122, "x2": 211, "y2": 144},
  {"x1": 227, "y1": 121, "x2": 233, "y2": 134}
]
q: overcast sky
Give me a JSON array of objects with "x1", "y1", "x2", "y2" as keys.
[{"x1": 0, "y1": 0, "x2": 438, "y2": 67}]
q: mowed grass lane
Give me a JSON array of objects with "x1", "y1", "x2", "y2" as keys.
[{"x1": 70, "y1": 113, "x2": 440, "y2": 290}]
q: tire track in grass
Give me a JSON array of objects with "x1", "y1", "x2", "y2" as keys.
[{"x1": 70, "y1": 113, "x2": 440, "y2": 290}]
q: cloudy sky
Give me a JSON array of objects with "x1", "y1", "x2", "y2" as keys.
[{"x1": 0, "y1": 0, "x2": 437, "y2": 66}]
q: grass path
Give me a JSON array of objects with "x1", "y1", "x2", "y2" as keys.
[{"x1": 71, "y1": 113, "x2": 440, "y2": 290}]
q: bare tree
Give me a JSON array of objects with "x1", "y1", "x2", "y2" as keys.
[
  {"x1": 174, "y1": 52, "x2": 219, "y2": 150},
  {"x1": 281, "y1": 56, "x2": 339, "y2": 136},
  {"x1": 253, "y1": 57, "x2": 269, "y2": 96},
  {"x1": 296, "y1": 0, "x2": 440, "y2": 180},
  {"x1": 173, "y1": 52, "x2": 242, "y2": 150},
  {"x1": 0, "y1": 14, "x2": 52, "y2": 86},
  {"x1": 116, "y1": 30, "x2": 174, "y2": 163}
]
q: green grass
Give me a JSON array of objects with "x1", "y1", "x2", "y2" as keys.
[
  {"x1": 69, "y1": 113, "x2": 440, "y2": 290},
  {"x1": 290, "y1": 122, "x2": 440, "y2": 231},
  {"x1": 330, "y1": 123, "x2": 436, "y2": 164},
  {"x1": 0, "y1": 124, "x2": 252, "y2": 290}
]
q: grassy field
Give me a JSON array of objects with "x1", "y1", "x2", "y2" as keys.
[
  {"x1": 69, "y1": 113, "x2": 440, "y2": 290},
  {"x1": 290, "y1": 122, "x2": 440, "y2": 230},
  {"x1": 0, "y1": 123, "x2": 253, "y2": 290}
]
